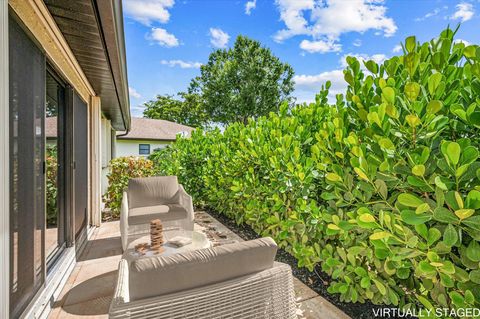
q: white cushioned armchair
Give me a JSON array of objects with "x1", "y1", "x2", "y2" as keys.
[
  {"x1": 109, "y1": 237, "x2": 297, "y2": 319},
  {"x1": 120, "y1": 176, "x2": 194, "y2": 251}
]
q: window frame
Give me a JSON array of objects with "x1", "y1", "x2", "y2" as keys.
[{"x1": 139, "y1": 143, "x2": 150, "y2": 155}]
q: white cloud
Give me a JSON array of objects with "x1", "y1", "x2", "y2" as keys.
[
  {"x1": 454, "y1": 38, "x2": 471, "y2": 46},
  {"x1": 274, "y1": 0, "x2": 397, "y2": 53},
  {"x1": 273, "y1": 0, "x2": 315, "y2": 42},
  {"x1": 245, "y1": 0, "x2": 257, "y2": 15},
  {"x1": 353, "y1": 39, "x2": 362, "y2": 47},
  {"x1": 392, "y1": 44, "x2": 402, "y2": 53},
  {"x1": 160, "y1": 59, "x2": 202, "y2": 68},
  {"x1": 339, "y1": 53, "x2": 387, "y2": 68},
  {"x1": 294, "y1": 69, "x2": 346, "y2": 102},
  {"x1": 129, "y1": 87, "x2": 142, "y2": 99},
  {"x1": 148, "y1": 28, "x2": 179, "y2": 47},
  {"x1": 124, "y1": 0, "x2": 175, "y2": 26},
  {"x1": 310, "y1": 0, "x2": 397, "y2": 37},
  {"x1": 209, "y1": 28, "x2": 230, "y2": 48},
  {"x1": 300, "y1": 39, "x2": 341, "y2": 53},
  {"x1": 450, "y1": 2, "x2": 474, "y2": 22},
  {"x1": 415, "y1": 8, "x2": 441, "y2": 21},
  {"x1": 294, "y1": 70, "x2": 344, "y2": 91},
  {"x1": 130, "y1": 103, "x2": 147, "y2": 117}
]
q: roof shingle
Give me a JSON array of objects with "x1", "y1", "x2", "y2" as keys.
[
  {"x1": 46, "y1": 117, "x2": 194, "y2": 141},
  {"x1": 117, "y1": 117, "x2": 194, "y2": 141}
]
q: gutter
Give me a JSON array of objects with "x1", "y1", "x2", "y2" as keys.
[
  {"x1": 93, "y1": 0, "x2": 131, "y2": 131},
  {"x1": 116, "y1": 128, "x2": 130, "y2": 137}
]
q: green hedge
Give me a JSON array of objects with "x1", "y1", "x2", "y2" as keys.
[
  {"x1": 103, "y1": 156, "x2": 155, "y2": 217},
  {"x1": 150, "y1": 28, "x2": 480, "y2": 314}
]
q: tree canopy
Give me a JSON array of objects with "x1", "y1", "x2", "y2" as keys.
[
  {"x1": 189, "y1": 35, "x2": 295, "y2": 125},
  {"x1": 142, "y1": 93, "x2": 207, "y2": 128}
]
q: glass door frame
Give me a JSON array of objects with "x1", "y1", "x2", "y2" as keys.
[{"x1": 45, "y1": 65, "x2": 68, "y2": 269}]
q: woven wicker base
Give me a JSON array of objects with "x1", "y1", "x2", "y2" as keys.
[{"x1": 110, "y1": 261, "x2": 297, "y2": 319}]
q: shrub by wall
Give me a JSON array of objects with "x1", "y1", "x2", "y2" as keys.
[
  {"x1": 103, "y1": 156, "x2": 155, "y2": 217},
  {"x1": 151, "y1": 29, "x2": 480, "y2": 314}
]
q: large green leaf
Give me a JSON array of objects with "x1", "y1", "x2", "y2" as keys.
[
  {"x1": 428, "y1": 73, "x2": 443, "y2": 96},
  {"x1": 404, "y1": 82, "x2": 420, "y2": 101},
  {"x1": 382, "y1": 87, "x2": 395, "y2": 104},
  {"x1": 443, "y1": 224, "x2": 458, "y2": 247},
  {"x1": 466, "y1": 241, "x2": 480, "y2": 262},
  {"x1": 466, "y1": 190, "x2": 480, "y2": 209},
  {"x1": 469, "y1": 270, "x2": 480, "y2": 284},
  {"x1": 433, "y1": 207, "x2": 458, "y2": 223},
  {"x1": 397, "y1": 193, "x2": 424, "y2": 207},
  {"x1": 405, "y1": 36, "x2": 416, "y2": 53},
  {"x1": 462, "y1": 216, "x2": 480, "y2": 232},
  {"x1": 401, "y1": 210, "x2": 432, "y2": 225},
  {"x1": 426, "y1": 100, "x2": 443, "y2": 115},
  {"x1": 444, "y1": 142, "x2": 461, "y2": 166}
]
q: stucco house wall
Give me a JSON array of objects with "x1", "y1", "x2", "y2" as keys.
[
  {"x1": 116, "y1": 139, "x2": 170, "y2": 157},
  {"x1": 114, "y1": 117, "x2": 194, "y2": 158}
]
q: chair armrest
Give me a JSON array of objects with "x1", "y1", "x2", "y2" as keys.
[
  {"x1": 177, "y1": 184, "x2": 194, "y2": 223},
  {"x1": 111, "y1": 259, "x2": 130, "y2": 306},
  {"x1": 120, "y1": 191, "x2": 129, "y2": 251}
]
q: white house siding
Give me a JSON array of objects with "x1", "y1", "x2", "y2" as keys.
[{"x1": 115, "y1": 139, "x2": 170, "y2": 158}]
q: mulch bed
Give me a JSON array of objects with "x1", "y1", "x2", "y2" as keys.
[{"x1": 206, "y1": 208, "x2": 411, "y2": 319}]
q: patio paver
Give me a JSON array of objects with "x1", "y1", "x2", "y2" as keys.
[{"x1": 48, "y1": 212, "x2": 350, "y2": 319}]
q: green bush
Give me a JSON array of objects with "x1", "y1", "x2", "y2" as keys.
[
  {"x1": 151, "y1": 28, "x2": 480, "y2": 314},
  {"x1": 103, "y1": 156, "x2": 155, "y2": 217},
  {"x1": 46, "y1": 145, "x2": 58, "y2": 226},
  {"x1": 149, "y1": 129, "x2": 221, "y2": 207}
]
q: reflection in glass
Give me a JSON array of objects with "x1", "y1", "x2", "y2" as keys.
[
  {"x1": 45, "y1": 71, "x2": 65, "y2": 260},
  {"x1": 9, "y1": 17, "x2": 45, "y2": 318}
]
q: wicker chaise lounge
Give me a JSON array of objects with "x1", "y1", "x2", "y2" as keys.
[
  {"x1": 120, "y1": 176, "x2": 194, "y2": 251},
  {"x1": 109, "y1": 237, "x2": 297, "y2": 319}
]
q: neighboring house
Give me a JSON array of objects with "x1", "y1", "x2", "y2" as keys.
[
  {"x1": 1, "y1": 1, "x2": 130, "y2": 318},
  {"x1": 116, "y1": 117, "x2": 194, "y2": 157}
]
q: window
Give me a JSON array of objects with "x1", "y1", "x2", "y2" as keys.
[{"x1": 139, "y1": 144, "x2": 150, "y2": 155}]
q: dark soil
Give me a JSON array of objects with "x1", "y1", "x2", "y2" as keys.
[{"x1": 206, "y1": 208, "x2": 412, "y2": 319}]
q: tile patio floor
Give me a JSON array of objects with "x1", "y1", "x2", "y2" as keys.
[{"x1": 48, "y1": 212, "x2": 350, "y2": 319}]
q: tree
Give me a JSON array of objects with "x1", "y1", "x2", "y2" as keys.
[
  {"x1": 142, "y1": 93, "x2": 207, "y2": 128},
  {"x1": 189, "y1": 35, "x2": 295, "y2": 125}
]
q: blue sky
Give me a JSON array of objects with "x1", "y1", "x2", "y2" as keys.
[{"x1": 123, "y1": 0, "x2": 479, "y2": 117}]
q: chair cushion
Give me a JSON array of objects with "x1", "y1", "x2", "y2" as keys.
[
  {"x1": 128, "y1": 204, "x2": 188, "y2": 225},
  {"x1": 128, "y1": 237, "x2": 278, "y2": 301},
  {"x1": 128, "y1": 176, "x2": 179, "y2": 208}
]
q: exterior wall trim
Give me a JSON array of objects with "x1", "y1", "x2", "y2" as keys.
[
  {"x1": 0, "y1": 2, "x2": 9, "y2": 317},
  {"x1": 9, "y1": 0, "x2": 96, "y2": 102},
  {"x1": 90, "y1": 96, "x2": 102, "y2": 226}
]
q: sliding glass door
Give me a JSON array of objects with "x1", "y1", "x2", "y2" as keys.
[
  {"x1": 9, "y1": 16, "x2": 46, "y2": 318},
  {"x1": 45, "y1": 70, "x2": 66, "y2": 262},
  {"x1": 9, "y1": 12, "x2": 91, "y2": 318}
]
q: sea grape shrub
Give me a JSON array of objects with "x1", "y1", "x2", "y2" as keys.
[
  {"x1": 332, "y1": 29, "x2": 480, "y2": 311},
  {"x1": 104, "y1": 156, "x2": 155, "y2": 217},
  {"x1": 149, "y1": 129, "x2": 221, "y2": 207},
  {"x1": 151, "y1": 28, "x2": 480, "y2": 314}
]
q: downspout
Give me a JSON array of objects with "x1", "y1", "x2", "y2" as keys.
[{"x1": 116, "y1": 128, "x2": 130, "y2": 137}]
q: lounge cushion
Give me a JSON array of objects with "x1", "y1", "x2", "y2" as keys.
[
  {"x1": 128, "y1": 176, "x2": 179, "y2": 208},
  {"x1": 128, "y1": 237, "x2": 278, "y2": 300},
  {"x1": 128, "y1": 204, "x2": 188, "y2": 225}
]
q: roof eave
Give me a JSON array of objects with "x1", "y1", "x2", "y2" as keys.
[
  {"x1": 44, "y1": 0, "x2": 131, "y2": 131},
  {"x1": 94, "y1": 0, "x2": 131, "y2": 131}
]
